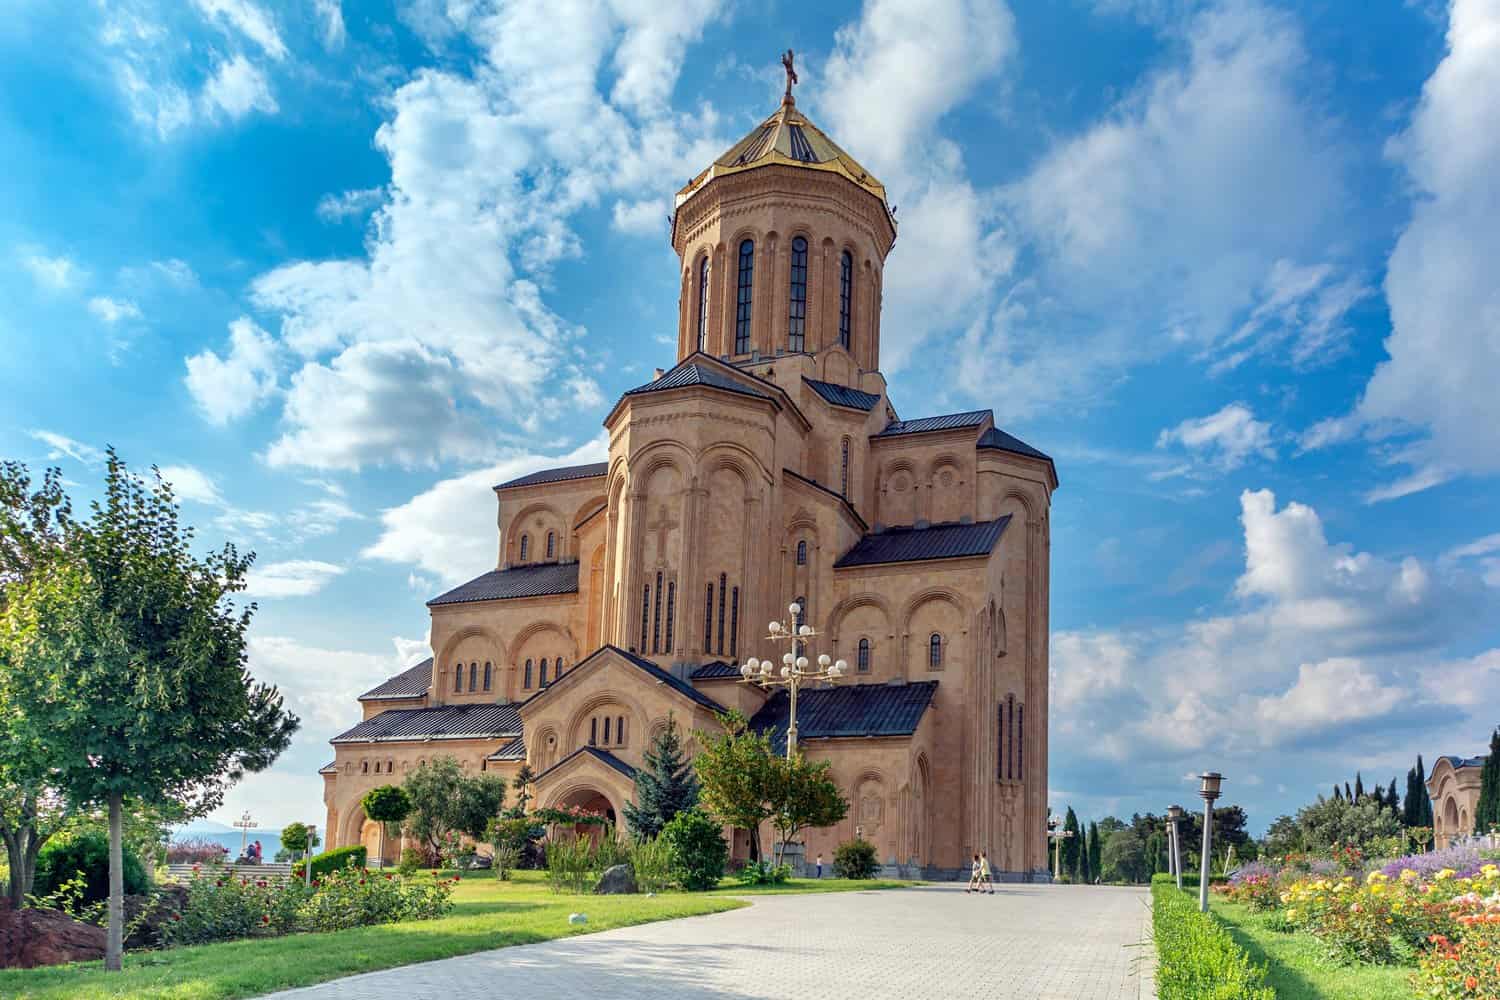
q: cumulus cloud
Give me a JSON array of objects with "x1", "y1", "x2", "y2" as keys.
[
  {"x1": 1156, "y1": 403, "x2": 1274, "y2": 473},
  {"x1": 157, "y1": 463, "x2": 225, "y2": 504},
  {"x1": 21, "y1": 252, "x2": 79, "y2": 290},
  {"x1": 184, "y1": 318, "x2": 280, "y2": 425},
  {"x1": 1253, "y1": 658, "x2": 1405, "y2": 734},
  {"x1": 87, "y1": 296, "x2": 143, "y2": 324},
  {"x1": 244, "y1": 559, "x2": 345, "y2": 598},
  {"x1": 315, "y1": 187, "x2": 384, "y2": 223},
  {"x1": 200, "y1": 54, "x2": 278, "y2": 120},
  {"x1": 312, "y1": 0, "x2": 345, "y2": 51}
]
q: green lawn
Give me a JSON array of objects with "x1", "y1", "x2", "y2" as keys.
[
  {"x1": 1209, "y1": 896, "x2": 1417, "y2": 1000},
  {"x1": 0, "y1": 870, "x2": 915, "y2": 1000}
]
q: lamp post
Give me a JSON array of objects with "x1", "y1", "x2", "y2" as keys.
[
  {"x1": 304, "y1": 825, "x2": 317, "y2": 887},
  {"x1": 1198, "y1": 773, "x2": 1223, "y2": 912},
  {"x1": 738, "y1": 602, "x2": 846, "y2": 759},
  {"x1": 232, "y1": 810, "x2": 257, "y2": 859},
  {"x1": 1167, "y1": 804, "x2": 1185, "y2": 891},
  {"x1": 1046, "y1": 814, "x2": 1073, "y2": 882}
]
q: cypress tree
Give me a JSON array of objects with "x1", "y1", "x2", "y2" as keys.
[
  {"x1": 1403, "y1": 767, "x2": 1419, "y2": 827},
  {"x1": 1476, "y1": 728, "x2": 1500, "y2": 833},
  {"x1": 1387, "y1": 778, "x2": 1400, "y2": 820},
  {"x1": 1088, "y1": 821, "x2": 1102, "y2": 883},
  {"x1": 1062, "y1": 807, "x2": 1082, "y2": 880},
  {"x1": 1334, "y1": 784, "x2": 1343, "y2": 802},
  {"x1": 1080, "y1": 825, "x2": 1092, "y2": 883},
  {"x1": 1417, "y1": 755, "x2": 1434, "y2": 827},
  {"x1": 622, "y1": 714, "x2": 699, "y2": 840},
  {"x1": 1354, "y1": 772, "x2": 1365, "y2": 801},
  {"x1": 1345, "y1": 781, "x2": 1353, "y2": 802},
  {"x1": 1372, "y1": 785, "x2": 1385, "y2": 809}
]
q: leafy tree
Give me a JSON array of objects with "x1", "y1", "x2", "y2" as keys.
[
  {"x1": 1476, "y1": 728, "x2": 1500, "y2": 833},
  {"x1": 694, "y1": 711, "x2": 778, "y2": 861},
  {"x1": 768, "y1": 752, "x2": 848, "y2": 867},
  {"x1": 511, "y1": 764, "x2": 537, "y2": 815},
  {"x1": 1294, "y1": 795, "x2": 1400, "y2": 852},
  {"x1": 1101, "y1": 827, "x2": 1150, "y2": 883},
  {"x1": 660, "y1": 807, "x2": 728, "y2": 890},
  {"x1": 361, "y1": 785, "x2": 412, "y2": 865},
  {"x1": 623, "y1": 713, "x2": 699, "y2": 840},
  {"x1": 281, "y1": 821, "x2": 319, "y2": 860},
  {"x1": 0, "y1": 453, "x2": 296, "y2": 970},
  {"x1": 34, "y1": 831, "x2": 148, "y2": 907},
  {"x1": 1087, "y1": 820, "x2": 1102, "y2": 882},
  {"x1": 1097, "y1": 815, "x2": 1127, "y2": 838},
  {"x1": 1061, "y1": 807, "x2": 1081, "y2": 880},
  {"x1": 401, "y1": 756, "x2": 507, "y2": 858},
  {"x1": 1263, "y1": 814, "x2": 1299, "y2": 857}
]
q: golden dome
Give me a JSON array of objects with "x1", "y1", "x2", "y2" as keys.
[{"x1": 675, "y1": 98, "x2": 892, "y2": 220}]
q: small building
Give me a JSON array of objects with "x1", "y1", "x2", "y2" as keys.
[{"x1": 1426, "y1": 754, "x2": 1488, "y2": 848}]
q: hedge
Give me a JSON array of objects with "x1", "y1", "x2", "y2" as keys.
[
  {"x1": 1151, "y1": 875, "x2": 1273, "y2": 1000},
  {"x1": 293, "y1": 845, "x2": 367, "y2": 879}
]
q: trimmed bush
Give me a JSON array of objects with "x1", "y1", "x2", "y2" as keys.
[
  {"x1": 629, "y1": 835, "x2": 674, "y2": 893},
  {"x1": 34, "y1": 831, "x2": 149, "y2": 907},
  {"x1": 660, "y1": 807, "x2": 728, "y2": 891},
  {"x1": 832, "y1": 838, "x2": 879, "y2": 880},
  {"x1": 1152, "y1": 875, "x2": 1273, "y2": 1000},
  {"x1": 292, "y1": 844, "x2": 367, "y2": 879}
]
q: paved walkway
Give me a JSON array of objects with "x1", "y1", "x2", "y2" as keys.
[{"x1": 263, "y1": 883, "x2": 1153, "y2": 1000}]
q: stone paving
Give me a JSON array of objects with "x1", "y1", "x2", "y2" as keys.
[{"x1": 263, "y1": 882, "x2": 1154, "y2": 1000}]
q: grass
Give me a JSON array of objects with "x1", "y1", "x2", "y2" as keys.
[
  {"x1": 1208, "y1": 896, "x2": 1418, "y2": 1000},
  {"x1": 0, "y1": 869, "x2": 915, "y2": 1000}
]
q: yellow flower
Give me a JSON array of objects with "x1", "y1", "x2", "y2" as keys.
[
  {"x1": 1400, "y1": 868, "x2": 1419, "y2": 882},
  {"x1": 1436, "y1": 869, "x2": 1456, "y2": 881}
]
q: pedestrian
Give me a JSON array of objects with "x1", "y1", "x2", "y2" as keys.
[
  {"x1": 815, "y1": 853, "x2": 823, "y2": 879},
  {"x1": 252, "y1": 840, "x2": 263, "y2": 864},
  {"x1": 966, "y1": 854, "x2": 982, "y2": 893},
  {"x1": 979, "y1": 852, "x2": 994, "y2": 894}
]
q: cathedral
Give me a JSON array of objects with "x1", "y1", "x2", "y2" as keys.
[{"x1": 322, "y1": 74, "x2": 1057, "y2": 879}]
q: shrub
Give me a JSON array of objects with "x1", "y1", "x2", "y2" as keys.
[
  {"x1": 660, "y1": 807, "x2": 727, "y2": 891},
  {"x1": 545, "y1": 834, "x2": 595, "y2": 894},
  {"x1": 296, "y1": 867, "x2": 455, "y2": 932},
  {"x1": 593, "y1": 826, "x2": 630, "y2": 872},
  {"x1": 164, "y1": 871, "x2": 310, "y2": 945},
  {"x1": 832, "y1": 839, "x2": 879, "y2": 880},
  {"x1": 35, "y1": 831, "x2": 149, "y2": 907},
  {"x1": 292, "y1": 844, "x2": 367, "y2": 880},
  {"x1": 629, "y1": 836, "x2": 674, "y2": 893},
  {"x1": 735, "y1": 860, "x2": 791, "y2": 885},
  {"x1": 1380, "y1": 845, "x2": 1484, "y2": 881},
  {"x1": 492, "y1": 845, "x2": 521, "y2": 881},
  {"x1": 1152, "y1": 876, "x2": 1274, "y2": 1000},
  {"x1": 397, "y1": 848, "x2": 423, "y2": 875},
  {"x1": 165, "y1": 836, "x2": 229, "y2": 866}
]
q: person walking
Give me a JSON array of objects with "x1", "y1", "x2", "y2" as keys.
[
  {"x1": 815, "y1": 853, "x2": 823, "y2": 879},
  {"x1": 979, "y1": 852, "x2": 995, "y2": 894},
  {"x1": 966, "y1": 854, "x2": 982, "y2": 893}
]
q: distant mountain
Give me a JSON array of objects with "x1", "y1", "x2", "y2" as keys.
[{"x1": 176, "y1": 819, "x2": 236, "y2": 834}]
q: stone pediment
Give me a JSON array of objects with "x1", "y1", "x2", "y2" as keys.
[{"x1": 517, "y1": 644, "x2": 726, "y2": 721}]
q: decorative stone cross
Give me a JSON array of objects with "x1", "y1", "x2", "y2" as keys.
[
  {"x1": 645, "y1": 504, "x2": 676, "y2": 565},
  {"x1": 781, "y1": 49, "x2": 798, "y2": 101}
]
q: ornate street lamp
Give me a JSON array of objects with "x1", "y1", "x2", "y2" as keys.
[
  {"x1": 1046, "y1": 814, "x2": 1073, "y2": 882},
  {"x1": 233, "y1": 810, "x2": 257, "y2": 858},
  {"x1": 1198, "y1": 772, "x2": 1223, "y2": 912},
  {"x1": 1166, "y1": 804, "x2": 1185, "y2": 891},
  {"x1": 738, "y1": 602, "x2": 846, "y2": 759}
]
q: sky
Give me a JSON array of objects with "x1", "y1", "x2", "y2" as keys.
[{"x1": 1, "y1": 0, "x2": 1497, "y2": 837}]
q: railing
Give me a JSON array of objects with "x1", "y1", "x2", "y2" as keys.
[{"x1": 164, "y1": 862, "x2": 295, "y2": 882}]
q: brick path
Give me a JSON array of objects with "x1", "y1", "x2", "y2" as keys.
[{"x1": 262, "y1": 882, "x2": 1154, "y2": 1000}]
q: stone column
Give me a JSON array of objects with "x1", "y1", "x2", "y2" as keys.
[{"x1": 678, "y1": 478, "x2": 707, "y2": 658}]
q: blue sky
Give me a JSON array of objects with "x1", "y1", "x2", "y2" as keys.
[{"x1": 2, "y1": 0, "x2": 1498, "y2": 836}]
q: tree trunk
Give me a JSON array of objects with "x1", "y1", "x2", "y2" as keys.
[
  {"x1": 2, "y1": 828, "x2": 26, "y2": 908},
  {"x1": 107, "y1": 792, "x2": 123, "y2": 972},
  {"x1": 378, "y1": 824, "x2": 385, "y2": 869},
  {"x1": 749, "y1": 826, "x2": 761, "y2": 863}
]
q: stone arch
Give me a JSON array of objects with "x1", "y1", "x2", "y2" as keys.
[
  {"x1": 828, "y1": 592, "x2": 895, "y2": 638},
  {"x1": 854, "y1": 769, "x2": 888, "y2": 844},
  {"x1": 881, "y1": 458, "x2": 918, "y2": 527},
  {"x1": 927, "y1": 453, "x2": 965, "y2": 524},
  {"x1": 698, "y1": 444, "x2": 772, "y2": 491},
  {"x1": 564, "y1": 689, "x2": 649, "y2": 753},
  {"x1": 910, "y1": 754, "x2": 932, "y2": 865},
  {"x1": 541, "y1": 783, "x2": 626, "y2": 840},
  {"x1": 506, "y1": 501, "x2": 566, "y2": 564},
  {"x1": 901, "y1": 588, "x2": 969, "y2": 677},
  {"x1": 900, "y1": 588, "x2": 971, "y2": 639},
  {"x1": 532, "y1": 724, "x2": 560, "y2": 772},
  {"x1": 436, "y1": 626, "x2": 507, "y2": 698},
  {"x1": 339, "y1": 802, "x2": 367, "y2": 850}
]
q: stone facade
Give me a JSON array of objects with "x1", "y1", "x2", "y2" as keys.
[
  {"x1": 1428, "y1": 754, "x2": 1488, "y2": 849},
  {"x1": 322, "y1": 92, "x2": 1057, "y2": 878}
]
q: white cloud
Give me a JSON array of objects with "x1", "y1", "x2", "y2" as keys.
[
  {"x1": 364, "y1": 435, "x2": 607, "y2": 584},
  {"x1": 87, "y1": 296, "x2": 143, "y2": 324},
  {"x1": 1443, "y1": 533, "x2": 1500, "y2": 588},
  {"x1": 28, "y1": 430, "x2": 105, "y2": 467},
  {"x1": 157, "y1": 464, "x2": 225, "y2": 505},
  {"x1": 190, "y1": 0, "x2": 287, "y2": 60},
  {"x1": 312, "y1": 0, "x2": 345, "y2": 51},
  {"x1": 184, "y1": 317, "x2": 280, "y2": 425},
  {"x1": 315, "y1": 187, "x2": 384, "y2": 223},
  {"x1": 1156, "y1": 403, "x2": 1274, "y2": 473},
  {"x1": 244, "y1": 559, "x2": 345, "y2": 598},
  {"x1": 200, "y1": 54, "x2": 279, "y2": 120},
  {"x1": 151, "y1": 259, "x2": 198, "y2": 285},
  {"x1": 21, "y1": 252, "x2": 79, "y2": 290},
  {"x1": 1253, "y1": 658, "x2": 1405, "y2": 734}
]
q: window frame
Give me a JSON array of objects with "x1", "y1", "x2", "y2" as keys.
[
  {"x1": 857, "y1": 637, "x2": 871, "y2": 673},
  {"x1": 838, "y1": 250, "x2": 853, "y2": 349},
  {"x1": 696, "y1": 254, "x2": 710, "y2": 352},
  {"x1": 787, "y1": 235, "x2": 808, "y2": 352},
  {"x1": 735, "y1": 239, "x2": 754, "y2": 354}
]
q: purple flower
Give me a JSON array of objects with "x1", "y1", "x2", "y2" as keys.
[
  {"x1": 1229, "y1": 860, "x2": 1279, "y2": 885},
  {"x1": 1378, "y1": 845, "x2": 1483, "y2": 881}
]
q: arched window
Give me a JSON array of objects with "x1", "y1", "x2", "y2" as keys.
[
  {"x1": 483, "y1": 661, "x2": 492, "y2": 691},
  {"x1": 839, "y1": 250, "x2": 853, "y2": 349},
  {"x1": 788, "y1": 236, "x2": 807, "y2": 352},
  {"x1": 386, "y1": 759, "x2": 393, "y2": 773},
  {"x1": 603, "y1": 716, "x2": 612, "y2": 744},
  {"x1": 554, "y1": 657, "x2": 564, "y2": 680},
  {"x1": 652, "y1": 570, "x2": 664, "y2": 653},
  {"x1": 717, "y1": 572, "x2": 728, "y2": 654},
  {"x1": 929, "y1": 633, "x2": 943, "y2": 669},
  {"x1": 735, "y1": 239, "x2": 754, "y2": 354},
  {"x1": 519, "y1": 534, "x2": 529, "y2": 562},
  {"x1": 696, "y1": 254, "x2": 710, "y2": 352},
  {"x1": 665, "y1": 582, "x2": 676, "y2": 654},
  {"x1": 539, "y1": 658, "x2": 549, "y2": 687},
  {"x1": 590, "y1": 717, "x2": 598, "y2": 746},
  {"x1": 796, "y1": 540, "x2": 807, "y2": 565},
  {"x1": 453, "y1": 663, "x2": 462, "y2": 692},
  {"x1": 616, "y1": 715, "x2": 625, "y2": 745},
  {"x1": 704, "y1": 583, "x2": 714, "y2": 654},
  {"x1": 730, "y1": 586, "x2": 739, "y2": 658},
  {"x1": 546, "y1": 531, "x2": 555, "y2": 559},
  {"x1": 362, "y1": 760, "x2": 369, "y2": 773},
  {"x1": 840, "y1": 438, "x2": 850, "y2": 497},
  {"x1": 469, "y1": 661, "x2": 478, "y2": 691},
  {"x1": 857, "y1": 638, "x2": 871, "y2": 673},
  {"x1": 524, "y1": 659, "x2": 533, "y2": 689}
]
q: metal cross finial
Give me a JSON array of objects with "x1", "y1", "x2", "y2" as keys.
[{"x1": 781, "y1": 49, "x2": 798, "y2": 102}]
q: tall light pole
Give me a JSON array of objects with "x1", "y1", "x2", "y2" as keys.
[
  {"x1": 1047, "y1": 814, "x2": 1073, "y2": 882},
  {"x1": 233, "y1": 810, "x2": 257, "y2": 858},
  {"x1": 1198, "y1": 773, "x2": 1223, "y2": 912},
  {"x1": 1167, "y1": 804, "x2": 1185, "y2": 891},
  {"x1": 738, "y1": 602, "x2": 846, "y2": 759}
]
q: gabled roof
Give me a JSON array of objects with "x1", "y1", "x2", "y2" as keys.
[
  {"x1": 496, "y1": 462, "x2": 608, "y2": 490},
  {"x1": 691, "y1": 660, "x2": 742, "y2": 680},
  {"x1": 834, "y1": 517, "x2": 1010, "y2": 568},
  {"x1": 749, "y1": 681, "x2": 938, "y2": 754},
  {"x1": 358, "y1": 658, "x2": 432, "y2": 701},
  {"x1": 782, "y1": 468, "x2": 869, "y2": 533},
  {"x1": 976, "y1": 427, "x2": 1052, "y2": 463},
  {"x1": 522, "y1": 644, "x2": 727, "y2": 715},
  {"x1": 486, "y1": 735, "x2": 527, "y2": 763},
  {"x1": 803, "y1": 377, "x2": 881, "y2": 412},
  {"x1": 623, "y1": 360, "x2": 772, "y2": 403},
  {"x1": 319, "y1": 760, "x2": 338, "y2": 775},
  {"x1": 535, "y1": 746, "x2": 637, "y2": 783},
  {"x1": 1439, "y1": 755, "x2": 1489, "y2": 770},
  {"x1": 331, "y1": 703, "x2": 523, "y2": 744},
  {"x1": 427, "y1": 562, "x2": 579, "y2": 607},
  {"x1": 875, "y1": 410, "x2": 991, "y2": 438}
]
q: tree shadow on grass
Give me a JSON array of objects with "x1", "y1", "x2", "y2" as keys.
[{"x1": 1212, "y1": 910, "x2": 1324, "y2": 1000}]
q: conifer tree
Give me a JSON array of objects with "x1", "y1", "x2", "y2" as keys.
[
  {"x1": 623, "y1": 713, "x2": 699, "y2": 840},
  {"x1": 1334, "y1": 784, "x2": 1343, "y2": 802},
  {"x1": 1372, "y1": 785, "x2": 1384, "y2": 809},
  {"x1": 1088, "y1": 820, "x2": 1102, "y2": 882},
  {"x1": 1345, "y1": 781, "x2": 1353, "y2": 802},
  {"x1": 1079, "y1": 824, "x2": 1092, "y2": 883},
  {"x1": 1386, "y1": 778, "x2": 1400, "y2": 820},
  {"x1": 1475, "y1": 728, "x2": 1500, "y2": 833},
  {"x1": 1404, "y1": 767, "x2": 1419, "y2": 827},
  {"x1": 1062, "y1": 807, "x2": 1082, "y2": 881},
  {"x1": 1417, "y1": 755, "x2": 1433, "y2": 827},
  {"x1": 1354, "y1": 772, "x2": 1365, "y2": 801}
]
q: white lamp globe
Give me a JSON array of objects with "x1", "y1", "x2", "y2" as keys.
[
  {"x1": 768, "y1": 621, "x2": 781, "y2": 634},
  {"x1": 748, "y1": 657, "x2": 761, "y2": 670},
  {"x1": 782, "y1": 652, "x2": 794, "y2": 665},
  {"x1": 760, "y1": 661, "x2": 772, "y2": 676},
  {"x1": 829, "y1": 663, "x2": 843, "y2": 678},
  {"x1": 795, "y1": 655, "x2": 809, "y2": 669},
  {"x1": 788, "y1": 602, "x2": 801, "y2": 616},
  {"x1": 818, "y1": 653, "x2": 831, "y2": 667},
  {"x1": 834, "y1": 659, "x2": 848, "y2": 674},
  {"x1": 780, "y1": 665, "x2": 792, "y2": 679}
]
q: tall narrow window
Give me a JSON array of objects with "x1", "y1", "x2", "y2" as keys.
[
  {"x1": 640, "y1": 584, "x2": 650, "y2": 653},
  {"x1": 1017, "y1": 705, "x2": 1024, "y2": 780},
  {"x1": 838, "y1": 250, "x2": 853, "y2": 349},
  {"x1": 554, "y1": 657, "x2": 564, "y2": 679},
  {"x1": 857, "y1": 638, "x2": 870, "y2": 673},
  {"x1": 841, "y1": 439, "x2": 850, "y2": 497},
  {"x1": 796, "y1": 540, "x2": 807, "y2": 565},
  {"x1": 696, "y1": 255, "x2": 710, "y2": 352},
  {"x1": 717, "y1": 572, "x2": 727, "y2": 655},
  {"x1": 735, "y1": 239, "x2": 754, "y2": 354},
  {"x1": 540, "y1": 658, "x2": 549, "y2": 687},
  {"x1": 652, "y1": 571, "x2": 664, "y2": 653},
  {"x1": 929, "y1": 634, "x2": 943, "y2": 670},
  {"x1": 524, "y1": 659, "x2": 533, "y2": 689},
  {"x1": 603, "y1": 717, "x2": 611, "y2": 744},
  {"x1": 590, "y1": 717, "x2": 598, "y2": 746},
  {"x1": 453, "y1": 663, "x2": 462, "y2": 692},
  {"x1": 1005, "y1": 697, "x2": 1015, "y2": 779},
  {"x1": 996, "y1": 704, "x2": 1005, "y2": 781},
  {"x1": 665, "y1": 581, "x2": 676, "y2": 653},
  {"x1": 483, "y1": 661, "x2": 492, "y2": 692},
  {"x1": 616, "y1": 716, "x2": 625, "y2": 745},
  {"x1": 469, "y1": 661, "x2": 478, "y2": 691},
  {"x1": 787, "y1": 236, "x2": 807, "y2": 352},
  {"x1": 704, "y1": 584, "x2": 714, "y2": 654},
  {"x1": 519, "y1": 534, "x2": 529, "y2": 562},
  {"x1": 730, "y1": 587, "x2": 740, "y2": 658},
  {"x1": 546, "y1": 531, "x2": 555, "y2": 559}
]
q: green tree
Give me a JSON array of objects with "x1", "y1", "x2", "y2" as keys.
[
  {"x1": 1078, "y1": 824, "x2": 1091, "y2": 883},
  {"x1": 1101, "y1": 827, "x2": 1149, "y2": 883},
  {"x1": 1087, "y1": 820, "x2": 1102, "y2": 883},
  {"x1": 1295, "y1": 795, "x2": 1400, "y2": 852},
  {"x1": 1418, "y1": 755, "x2": 1434, "y2": 827},
  {"x1": 659, "y1": 806, "x2": 728, "y2": 890},
  {"x1": 1061, "y1": 807, "x2": 1081, "y2": 880},
  {"x1": 623, "y1": 713, "x2": 699, "y2": 840},
  {"x1": 693, "y1": 711, "x2": 777, "y2": 861},
  {"x1": 1475, "y1": 728, "x2": 1500, "y2": 833},
  {"x1": 511, "y1": 764, "x2": 536, "y2": 815},
  {"x1": 0, "y1": 453, "x2": 296, "y2": 970},
  {"x1": 1354, "y1": 772, "x2": 1365, "y2": 801},
  {"x1": 1404, "y1": 766, "x2": 1421, "y2": 827},
  {"x1": 361, "y1": 785, "x2": 412, "y2": 865},
  {"x1": 767, "y1": 753, "x2": 848, "y2": 867},
  {"x1": 1263, "y1": 814, "x2": 1300, "y2": 857},
  {"x1": 1386, "y1": 777, "x2": 1400, "y2": 821},
  {"x1": 401, "y1": 756, "x2": 507, "y2": 859},
  {"x1": 1333, "y1": 784, "x2": 1343, "y2": 802}
]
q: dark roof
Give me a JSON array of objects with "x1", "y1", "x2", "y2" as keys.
[
  {"x1": 319, "y1": 761, "x2": 338, "y2": 774},
  {"x1": 624, "y1": 362, "x2": 771, "y2": 403},
  {"x1": 331, "y1": 703, "x2": 523, "y2": 744},
  {"x1": 1440, "y1": 755, "x2": 1489, "y2": 770},
  {"x1": 525, "y1": 645, "x2": 727, "y2": 714},
  {"x1": 875, "y1": 410, "x2": 990, "y2": 437},
  {"x1": 486, "y1": 735, "x2": 526, "y2": 762},
  {"x1": 535, "y1": 746, "x2": 637, "y2": 783},
  {"x1": 749, "y1": 681, "x2": 938, "y2": 754},
  {"x1": 976, "y1": 426, "x2": 1052, "y2": 462},
  {"x1": 803, "y1": 378, "x2": 881, "y2": 411},
  {"x1": 496, "y1": 462, "x2": 608, "y2": 490},
  {"x1": 428, "y1": 562, "x2": 579, "y2": 607},
  {"x1": 358, "y1": 658, "x2": 432, "y2": 701},
  {"x1": 783, "y1": 469, "x2": 869, "y2": 531},
  {"x1": 835, "y1": 517, "x2": 1010, "y2": 568},
  {"x1": 691, "y1": 660, "x2": 742, "y2": 680}
]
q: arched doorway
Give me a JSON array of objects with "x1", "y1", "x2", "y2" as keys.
[
  {"x1": 553, "y1": 786, "x2": 618, "y2": 843},
  {"x1": 1444, "y1": 797, "x2": 1460, "y2": 846}
]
